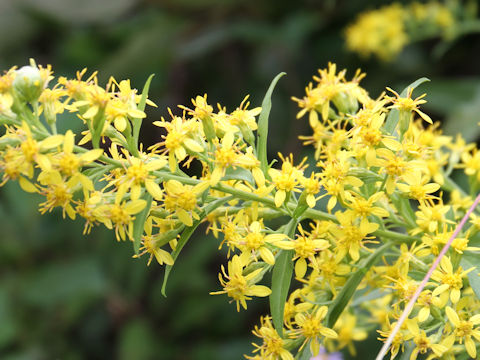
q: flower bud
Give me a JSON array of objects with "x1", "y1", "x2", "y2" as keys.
[
  {"x1": 292, "y1": 192, "x2": 309, "y2": 219},
  {"x1": 238, "y1": 123, "x2": 255, "y2": 147},
  {"x1": 13, "y1": 65, "x2": 46, "y2": 103},
  {"x1": 333, "y1": 91, "x2": 358, "y2": 115},
  {"x1": 398, "y1": 109, "x2": 411, "y2": 138},
  {"x1": 200, "y1": 114, "x2": 216, "y2": 142}
]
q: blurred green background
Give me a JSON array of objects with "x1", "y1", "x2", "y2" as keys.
[{"x1": 1, "y1": 0, "x2": 480, "y2": 359}]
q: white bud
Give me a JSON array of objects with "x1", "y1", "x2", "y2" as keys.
[{"x1": 13, "y1": 65, "x2": 45, "y2": 103}]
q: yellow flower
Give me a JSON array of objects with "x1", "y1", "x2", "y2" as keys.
[
  {"x1": 179, "y1": 94, "x2": 213, "y2": 121},
  {"x1": 350, "y1": 109, "x2": 401, "y2": 166},
  {"x1": 37, "y1": 171, "x2": 78, "y2": 219},
  {"x1": 313, "y1": 63, "x2": 352, "y2": 119},
  {"x1": 318, "y1": 151, "x2": 363, "y2": 211},
  {"x1": 344, "y1": 191, "x2": 389, "y2": 218},
  {"x1": 405, "y1": 318, "x2": 447, "y2": 360},
  {"x1": 421, "y1": 226, "x2": 453, "y2": 256},
  {"x1": 292, "y1": 306, "x2": 338, "y2": 356},
  {"x1": 345, "y1": 4, "x2": 408, "y2": 61},
  {"x1": 0, "y1": 147, "x2": 30, "y2": 185},
  {"x1": 328, "y1": 313, "x2": 367, "y2": 356},
  {"x1": 209, "y1": 132, "x2": 259, "y2": 186},
  {"x1": 268, "y1": 153, "x2": 306, "y2": 207},
  {"x1": 163, "y1": 179, "x2": 207, "y2": 226},
  {"x1": 103, "y1": 77, "x2": 152, "y2": 132},
  {"x1": 300, "y1": 172, "x2": 321, "y2": 208},
  {"x1": 449, "y1": 190, "x2": 473, "y2": 212},
  {"x1": 431, "y1": 256, "x2": 474, "y2": 303},
  {"x1": 210, "y1": 254, "x2": 271, "y2": 311},
  {"x1": 314, "y1": 249, "x2": 351, "y2": 295},
  {"x1": 70, "y1": 82, "x2": 110, "y2": 122},
  {"x1": 18, "y1": 122, "x2": 64, "y2": 173},
  {"x1": 115, "y1": 155, "x2": 166, "y2": 201},
  {"x1": 460, "y1": 148, "x2": 480, "y2": 182},
  {"x1": 134, "y1": 217, "x2": 174, "y2": 266},
  {"x1": 298, "y1": 119, "x2": 330, "y2": 159},
  {"x1": 395, "y1": 242, "x2": 429, "y2": 276},
  {"x1": 291, "y1": 82, "x2": 324, "y2": 126},
  {"x1": 384, "y1": 272, "x2": 420, "y2": 305},
  {"x1": 247, "y1": 316, "x2": 294, "y2": 360},
  {"x1": 377, "y1": 319, "x2": 410, "y2": 359},
  {"x1": 330, "y1": 210, "x2": 379, "y2": 262},
  {"x1": 75, "y1": 190, "x2": 103, "y2": 234},
  {"x1": 94, "y1": 190, "x2": 147, "y2": 241},
  {"x1": 397, "y1": 170, "x2": 440, "y2": 201},
  {"x1": 415, "y1": 290, "x2": 442, "y2": 323},
  {"x1": 283, "y1": 289, "x2": 314, "y2": 329},
  {"x1": 39, "y1": 86, "x2": 67, "y2": 124},
  {"x1": 235, "y1": 220, "x2": 287, "y2": 265},
  {"x1": 386, "y1": 87, "x2": 433, "y2": 124},
  {"x1": 229, "y1": 95, "x2": 261, "y2": 131},
  {"x1": 274, "y1": 224, "x2": 330, "y2": 278},
  {"x1": 413, "y1": 199, "x2": 451, "y2": 234},
  {"x1": 445, "y1": 306, "x2": 480, "y2": 358},
  {"x1": 375, "y1": 148, "x2": 411, "y2": 194},
  {"x1": 152, "y1": 110, "x2": 204, "y2": 171},
  {"x1": 55, "y1": 130, "x2": 103, "y2": 177},
  {"x1": 105, "y1": 98, "x2": 145, "y2": 133}
]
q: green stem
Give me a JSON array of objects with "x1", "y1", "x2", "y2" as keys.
[
  {"x1": 442, "y1": 173, "x2": 467, "y2": 196},
  {"x1": 152, "y1": 170, "x2": 419, "y2": 243},
  {"x1": 73, "y1": 145, "x2": 123, "y2": 167}
]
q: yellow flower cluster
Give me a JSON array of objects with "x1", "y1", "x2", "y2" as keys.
[
  {"x1": 345, "y1": 1, "x2": 458, "y2": 61},
  {"x1": 1, "y1": 59, "x2": 480, "y2": 359}
]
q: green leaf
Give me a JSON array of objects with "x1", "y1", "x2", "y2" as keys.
[
  {"x1": 398, "y1": 342, "x2": 414, "y2": 360},
  {"x1": 444, "y1": 86, "x2": 480, "y2": 142},
  {"x1": 222, "y1": 166, "x2": 255, "y2": 184},
  {"x1": 132, "y1": 74, "x2": 155, "y2": 149},
  {"x1": 390, "y1": 193, "x2": 417, "y2": 229},
  {"x1": 91, "y1": 107, "x2": 106, "y2": 149},
  {"x1": 257, "y1": 72, "x2": 286, "y2": 179},
  {"x1": 384, "y1": 77, "x2": 430, "y2": 135},
  {"x1": 161, "y1": 195, "x2": 234, "y2": 296},
  {"x1": 137, "y1": 74, "x2": 155, "y2": 111},
  {"x1": 132, "y1": 193, "x2": 152, "y2": 255},
  {"x1": 326, "y1": 243, "x2": 390, "y2": 328},
  {"x1": 351, "y1": 288, "x2": 385, "y2": 306},
  {"x1": 296, "y1": 343, "x2": 312, "y2": 360},
  {"x1": 399, "y1": 77, "x2": 430, "y2": 97},
  {"x1": 460, "y1": 252, "x2": 480, "y2": 301},
  {"x1": 270, "y1": 218, "x2": 297, "y2": 337}
]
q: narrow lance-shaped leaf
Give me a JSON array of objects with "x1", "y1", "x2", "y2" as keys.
[
  {"x1": 390, "y1": 194, "x2": 417, "y2": 229},
  {"x1": 161, "y1": 195, "x2": 234, "y2": 297},
  {"x1": 384, "y1": 77, "x2": 430, "y2": 135},
  {"x1": 132, "y1": 193, "x2": 153, "y2": 254},
  {"x1": 270, "y1": 218, "x2": 297, "y2": 337},
  {"x1": 132, "y1": 74, "x2": 155, "y2": 147},
  {"x1": 257, "y1": 72, "x2": 286, "y2": 180},
  {"x1": 460, "y1": 253, "x2": 480, "y2": 301},
  {"x1": 296, "y1": 344, "x2": 313, "y2": 360},
  {"x1": 326, "y1": 242, "x2": 390, "y2": 328},
  {"x1": 91, "y1": 107, "x2": 106, "y2": 149}
]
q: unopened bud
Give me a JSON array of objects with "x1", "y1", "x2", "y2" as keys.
[
  {"x1": 333, "y1": 91, "x2": 358, "y2": 115},
  {"x1": 13, "y1": 65, "x2": 46, "y2": 103}
]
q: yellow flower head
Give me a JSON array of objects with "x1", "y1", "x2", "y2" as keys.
[
  {"x1": 210, "y1": 254, "x2": 271, "y2": 311},
  {"x1": 268, "y1": 153, "x2": 306, "y2": 207}
]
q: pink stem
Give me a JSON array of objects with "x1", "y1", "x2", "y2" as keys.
[{"x1": 375, "y1": 192, "x2": 480, "y2": 360}]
